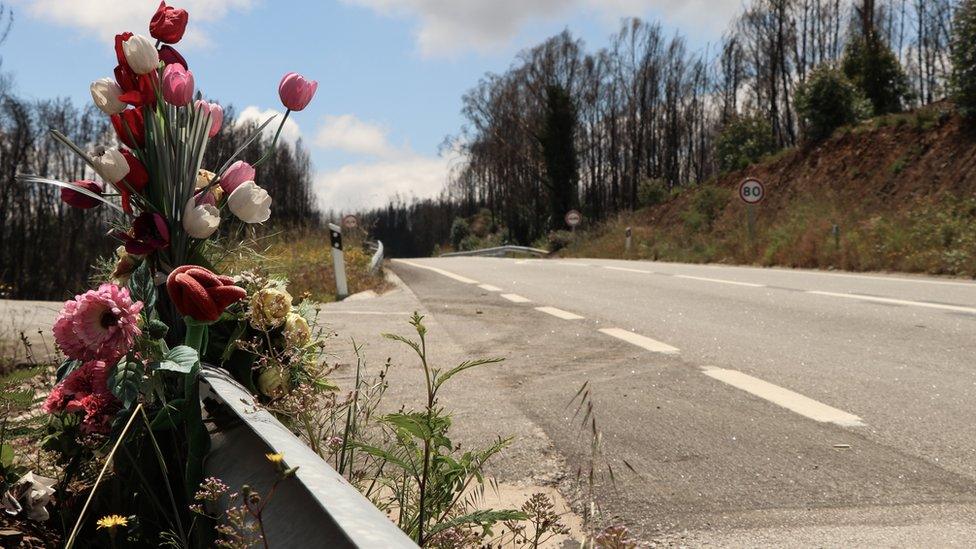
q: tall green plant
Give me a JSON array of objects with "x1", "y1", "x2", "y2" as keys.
[
  {"x1": 842, "y1": 33, "x2": 910, "y2": 116},
  {"x1": 952, "y1": 0, "x2": 976, "y2": 120},
  {"x1": 795, "y1": 66, "x2": 868, "y2": 141}
]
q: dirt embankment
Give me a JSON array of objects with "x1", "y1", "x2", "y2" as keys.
[{"x1": 565, "y1": 103, "x2": 976, "y2": 277}]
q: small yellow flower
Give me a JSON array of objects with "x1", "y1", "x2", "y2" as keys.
[
  {"x1": 249, "y1": 287, "x2": 292, "y2": 329},
  {"x1": 96, "y1": 514, "x2": 128, "y2": 531},
  {"x1": 265, "y1": 453, "x2": 284, "y2": 464}
]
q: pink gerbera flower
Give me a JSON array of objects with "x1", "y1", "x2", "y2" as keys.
[
  {"x1": 53, "y1": 283, "x2": 143, "y2": 363},
  {"x1": 42, "y1": 360, "x2": 120, "y2": 434}
]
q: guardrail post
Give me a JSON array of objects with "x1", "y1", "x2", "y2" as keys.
[{"x1": 329, "y1": 223, "x2": 349, "y2": 300}]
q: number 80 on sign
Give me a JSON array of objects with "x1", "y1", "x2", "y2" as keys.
[{"x1": 738, "y1": 178, "x2": 765, "y2": 205}]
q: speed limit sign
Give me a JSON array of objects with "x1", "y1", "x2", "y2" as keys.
[
  {"x1": 564, "y1": 210, "x2": 582, "y2": 227},
  {"x1": 738, "y1": 178, "x2": 765, "y2": 205}
]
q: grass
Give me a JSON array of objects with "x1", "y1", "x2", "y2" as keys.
[{"x1": 221, "y1": 228, "x2": 390, "y2": 302}]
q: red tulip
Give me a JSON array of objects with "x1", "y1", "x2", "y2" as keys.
[
  {"x1": 166, "y1": 265, "x2": 247, "y2": 323},
  {"x1": 159, "y1": 45, "x2": 188, "y2": 69},
  {"x1": 150, "y1": 2, "x2": 189, "y2": 44},
  {"x1": 114, "y1": 32, "x2": 133, "y2": 70},
  {"x1": 118, "y1": 150, "x2": 149, "y2": 213},
  {"x1": 112, "y1": 108, "x2": 145, "y2": 149},
  {"x1": 115, "y1": 64, "x2": 156, "y2": 107},
  {"x1": 60, "y1": 180, "x2": 103, "y2": 209},
  {"x1": 115, "y1": 212, "x2": 170, "y2": 255},
  {"x1": 278, "y1": 72, "x2": 317, "y2": 111}
]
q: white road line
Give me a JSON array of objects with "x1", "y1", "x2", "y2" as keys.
[
  {"x1": 500, "y1": 293, "x2": 532, "y2": 303},
  {"x1": 322, "y1": 311, "x2": 413, "y2": 315},
  {"x1": 603, "y1": 266, "x2": 652, "y2": 274},
  {"x1": 598, "y1": 328, "x2": 680, "y2": 354},
  {"x1": 478, "y1": 284, "x2": 502, "y2": 292},
  {"x1": 701, "y1": 367, "x2": 865, "y2": 427},
  {"x1": 562, "y1": 262, "x2": 594, "y2": 267},
  {"x1": 807, "y1": 290, "x2": 976, "y2": 314},
  {"x1": 534, "y1": 306, "x2": 584, "y2": 320},
  {"x1": 393, "y1": 259, "x2": 478, "y2": 284},
  {"x1": 674, "y1": 274, "x2": 765, "y2": 288}
]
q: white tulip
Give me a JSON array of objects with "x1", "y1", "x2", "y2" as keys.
[
  {"x1": 122, "y1": 34, "x2": 159, "y2": 75},
  {"x1": 183, "y1": 197, "x2": 221, "y2": 239},
  {"x1": 90, "y1": 146, "x2": 130, "y2": 183},
  {"x1": 227, "y1": 181, "x2": 271, "y2": 223},
  {"x1": 90, "y1": 78, "x2": 126, "y2": 115}
]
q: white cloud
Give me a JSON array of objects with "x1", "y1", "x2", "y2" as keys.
[
  {"x1": 16, "y1": 0, "x2": 255, "y2": 46},
  {"x1": 343, "y1": 0, "x2": 742, "y2": 56},
  {"x1": 315, "y1": 154, "x2": 454, "y2": 212},
  {"x1": 315, "y1": 114, "x2": 400, "y2": 158},
  {"x1": 236, "y1": 106, "x2": 302, "y2": 147}
]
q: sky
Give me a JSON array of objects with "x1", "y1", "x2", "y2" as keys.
[{"x1": 0, "y1": 0, "x2": 742, "y2": 212}]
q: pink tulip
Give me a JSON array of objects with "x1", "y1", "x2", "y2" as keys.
[
  {"x1": 162, "y1": 63, "x2": 194, "y2": 106},
  {"x1": 195, "y1": 99, "x2": 223, "y2": 137},
  {"x1": 219, "y1": 160, "x2": 255, "y2": 194},
  {"x1": 278, "y1": 72, "x2": 317, "y2": 111}
]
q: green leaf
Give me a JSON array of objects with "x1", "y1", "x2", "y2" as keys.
[
  {"x1": 109, "y1": 360, "x2": 143, "y2": 409},
  {"x1": 150, "y1": 399, "x2": 186, "y2": 431},
  {"x1": 384, "y1": 412, "x2": 433, "y2": 441},
  {"x1": 155, "y1": 345, "x2": 198, "y2": 374},
  {"x1": 434, "y1": 357, "x2": 504, "y2": 390},
  {"x1": 147, "y1": 318, "x2": 169, "y2": 339},
  {"x1": 56, "y1": 359, "x2": 83, "y2": 383},
  {"x1": 425, "y1": 509, "x2": 527, "y2": 537},
  {"x1": 127, "y1": 261, "x2": 156, "y2": 312},
  {"x1": 0, "y1": 444, "x2": 14, "y2": 469}
]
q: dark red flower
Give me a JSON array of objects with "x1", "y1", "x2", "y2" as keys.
[
  {"x1": 166, "y1": 265, "x2": 246, "y2": 322},
  {"x1": 112, "y1": 108, "x2": 145, "y2": 149},
  {"x1": 115, "y1": 64, "x2": 157, "y2": 107},
  {"x1": 60, "y1": 180, "x2": 103, "y2": 209},
  {"x1": 150, "y1": 2, "x2": 189, "y2": 44},
  {"x1": 115, "y1": 212, "x2": 170, "y2": 255},
  {"x1": 159, "y1": 45, "x2": 188, "y2": 70},
  {"x1": 118, "y1": 150, "x2": 149, "y2": 213},
  {"x1": 114, "y1": 32, "x2": 133, "y2": 69}
]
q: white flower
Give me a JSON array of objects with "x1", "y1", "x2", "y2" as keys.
[
  {"x1": 227, "y1": 180, "x2": 271, "y2": 223},
  {"x1": 122, "y1": 34, "x2": 159, "y2": 75},
  {"x1": 90, "y1": 78, "x2": 126, "y2": 115},
  {"x1": 183, "y1": 197, "x2": 220, "y2": 239},
  {"x1": 90, "y1": 146, "x2": 130, "y2": 183}
]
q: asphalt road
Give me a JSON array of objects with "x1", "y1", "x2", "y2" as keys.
[{"x1": 387, "y1": 257, "x2": 976, "y2": 545}]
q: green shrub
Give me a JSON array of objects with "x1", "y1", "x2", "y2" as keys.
[
  {"x1": 796, "y1": 66, "x2": 868, "y2": 141},
  {"x1": 715, "y1": 115, "x2": 778, "y2": 172},
  {"x1": 682, "y1": 185, "x2": 728, "y2": 232},
  {"x1": 952, "y1": 0, "x2": 976, "y2": 120},
  {"x1": 449, "y1": 217, "x2": 470, "y2": 249},
  {"x1": 547, "y1": 230, "x2": 575, "y2": 252},
  {"x1": 842, "y1": 33, "x2": 910, "y2": 116},
  {"x1": 637, "y1": 177, "x2": 668, "y2": 207}
]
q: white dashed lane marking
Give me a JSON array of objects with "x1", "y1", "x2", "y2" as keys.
[
  {"x1": 500, "y1": 293, "x2": 532, "y2": 303},
  {"x1": 674, "y1": 274, "x2": 765, "y2": 288},
  {"x1": 807, "y1": 290, "x2": 976, "y2": 315},
  {"x1": 701, "y1": 367, "x2": 865, "y2": 427},
  {"x1": 535, "y1": 306, "x2": 584, "y2": 320},
  {"x1": 603, "y1": 265, "x2": 652, "y2": 274},
  {"x1": 478, "y1": 284, "x2": 502, "y2": 292},
  {"x1": 598, "y1": 328, "x2": 680, "y2": 355},
  {"x1": 394, "y1": 259, "x2": 478, "y2": 284}
]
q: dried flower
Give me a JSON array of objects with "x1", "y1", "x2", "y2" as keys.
[
  {"x1": 52, "y1": 284, "x2": 143, "y2": 362},
  {"x1": 249, "y1": 287, "x2": 292, "y2": 329}
]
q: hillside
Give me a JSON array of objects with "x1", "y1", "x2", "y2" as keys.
[{"x1": 561, "y1": 102, "x2": 976, "y2": 277}]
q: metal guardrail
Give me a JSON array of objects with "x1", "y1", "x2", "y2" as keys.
[
  {"x1": 369, "y1": 240, "x2": 384, "y2": 274},
  {"x1": 201, "y1": 366, "x2": 417, "y2": 548},
  {"x1": 440, "y1": 245, "x2": 549, "y2": 258}
]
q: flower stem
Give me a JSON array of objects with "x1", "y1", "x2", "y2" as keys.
[{"x1": 252, "y1": 109, "x2": 291, "y2": 168}]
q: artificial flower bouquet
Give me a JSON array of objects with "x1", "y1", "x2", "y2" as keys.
[{"x1": 15, "y1": 2, "x2": 333, "y2": 546}]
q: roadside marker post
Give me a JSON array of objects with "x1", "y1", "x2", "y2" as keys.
[
  {"x1": 328, "y1": 223, "x2": 349, "y2": 300},
  {"x1": 738, "y1": 178, "x2": 765, "y2": 242},
  {"x1": 625, "y1": 226, "x2": 632, "y2": 253}
]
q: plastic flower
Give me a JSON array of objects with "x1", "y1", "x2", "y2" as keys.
[
  {"x1": 166, "y1": 265, "x2": 247, "y2": 322},
  {"x1": 90, "y1": 78, "x2": 126, "y2": 115},
  {"x1": 90, "y1": 147, "x2": 130, "y2": 184},
  {"x1": 283, "y1": 312, "x2": 311, "y2": 345},
  {"x1": 121, "y1": 34, "x2": 159, "y2": 75},
  {"x1": 162, "y1": 63, "x2": 194, "y2": 106},
  {"x1": 112, "y1": 108, "x2": 146, "y2": 149},
  {"x1": 52, "y1": 285, "x2": 143, "y2": 363},
  {"x1": 265, "y1": 453, "x2": 284, "y2": 464},
  {"x1": 159, "y1": 45, "x2": 188, "y2": 69},
  {"x1": 42, "y1": 361, "x2": 121, "y2": 434},
  {"x1": 278, "y1": 72, "x2": 318, "y2": 111},
  {"x1": 183, "y1": 195, "x2": 220, "y2": 239},
  {"x1": 195, "y1": 100, "x2": 223, "y2": 137},
  {"x1": 114, "y1": 63, "x2": 156, "y2": 107},
  {"x1": 218, "y1": 160, "x2": 255, "y2": 195},
  {"x1": 150, "y1": 1, "x2": 189, "y2": 44},
  {"x1": 227, "y1": 181, "x2": 272, "y2": 223},
  {"x1": 111, "y1": 246, "x2": 141, "y2": 286},
  {"x1": 249, "y1": 287, "x2": 292, "y2": 329},
  {"x1": 60, "y1": 180, "x2": 103, "y2": 209},
  {"x1": 115, "y1": 212, "x2": 170, "y2": 255},
  {"x1": 257, "y1": 368, "x2": 285, "y2": 397},
  {"x1": 96, "y1": 514, "x2": 129, "y2": 531},
  {"x1": 118, "y1": 149, "x2": 149, "y2": 214}
]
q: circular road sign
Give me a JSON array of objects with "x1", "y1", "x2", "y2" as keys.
[
  {"x1": 738, "y1": 178, "x2": 766, "y2": 205},
  {"x1": 341, "y1": 214, "x2": 359, "y2": 229},
  {"x1": 564, "y1": 209, "x2": 582, "y2": 227}
]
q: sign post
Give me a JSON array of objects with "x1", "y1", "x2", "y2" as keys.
[
  {"x1": 564, "y1": 209, "x2": 582, "y2": 235},
  {"x1": 737, "y1": 178, "x2": 766, "y2": 242},
  {"x1": 328, "y1": 223, "x2": 348, "y2": 300},
  {"x1": 341, "y1": 214, "x2": 359, "y2": 231}
]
